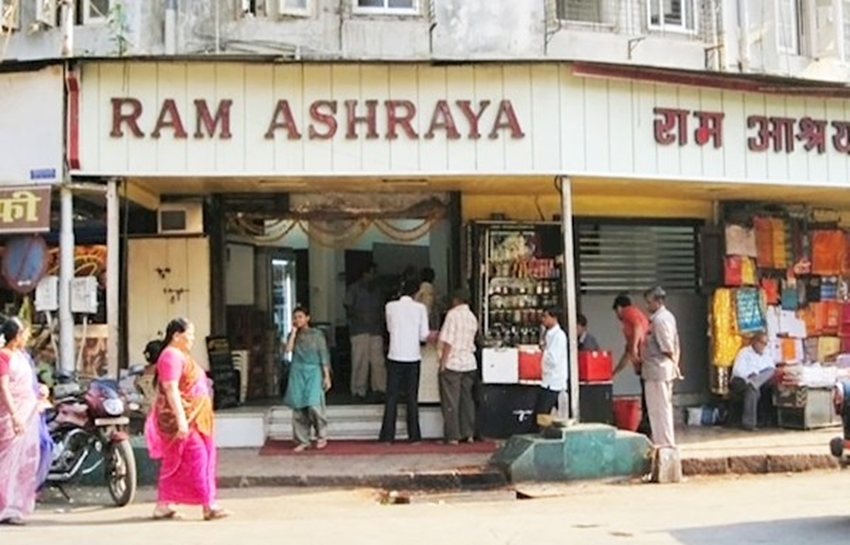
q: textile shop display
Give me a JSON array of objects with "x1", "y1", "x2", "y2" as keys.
[{"x1": 712, "y1": 210, "x2": 850, "y2": 399}]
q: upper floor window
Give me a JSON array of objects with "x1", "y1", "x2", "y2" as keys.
[
  {"x1": 280, "y1": 0, "x2": 310, "y2": 16},
  {"x1": 353, "y1": 0, "x2": 418, "y2": 15},
  {"x1": 80, "y1": 0, "x2": 112, "y2": 25},
  {"x1": 556, "y1": 0, "x2": 614, "y2": 25},
  {"x1": 647, "y1": 0, "x2": 697, "y2": 33},
  {"x1": 776, "y1": 0, "x2": 802, "y2": 54}
]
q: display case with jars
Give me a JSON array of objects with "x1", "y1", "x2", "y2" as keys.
[{"x1": 482, "y1": 227, "x2": 563, "y2": 348}]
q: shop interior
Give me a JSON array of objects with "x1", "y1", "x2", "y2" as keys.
[{"x1": 222, "y1": 191, "x2": 454, "y2": 406}]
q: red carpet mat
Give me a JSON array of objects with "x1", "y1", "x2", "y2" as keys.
[{"x1": 259, "y1": 439, "x2": 499, "y2": 456}]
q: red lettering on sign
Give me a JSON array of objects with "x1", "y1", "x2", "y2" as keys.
[
  {"x1": 796, "y1": 117, "x2": 827, "y2": 153},
  {"x1": 747, "y1": 115, "x2": 769, "y2": 152},
  {"x1": 832, "y1": 121, "x2": 850, "y2": 154},
  {"x1": 692, "y1": 111, "x2": 724, "y2": 148},
  {"x1": 265, "y1": 100, "x2": 302, "y2": 140},
  {"x1": 194, "y1": 99, "x2": 233, "y2": 139},
  {"x1": 489, "y1": 100, "x2": 525, "y2": 139},
  {"x1": 385, "y1": 100, "x2": 418, "y2": 140},
  {"x1": 308, "y1": 100, "x2": 338, "y2": 140},
  {"x1": 456, "y1": 100, "x2": 491, "y2": 140},
  {"x1": 110, "y1": 98, "x2": 145, "y2": 138},
  {"x1": 345, "y1": 100, "x2": 379, "y2": 140},
  {"x1": 151, "y1": 99, "x2": 187, "y2": 139},
  {"x1": 653, "y1": 108, "x2": 689, "y2": 146},
  {"x1": 425, "y1": 100, "x2": 461, "y2": 140}
]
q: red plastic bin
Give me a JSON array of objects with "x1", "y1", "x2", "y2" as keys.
[
  {"x1": 578, "y1": 350, "x2": 613, "y2": 382},
  {"x1": 518, "y1": 348, "x2": 543, "y2": 381}
]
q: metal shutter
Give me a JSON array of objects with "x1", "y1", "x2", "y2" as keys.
[{"x1": 577, "y1": 221, "x2": 700, "y2": 294}]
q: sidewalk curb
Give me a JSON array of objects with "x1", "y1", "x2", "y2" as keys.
[
  {"x1": 216, "y1": 468, "x2": 509, "y2": 491},
  {"x1": 681, "y1": 453, "x2": 839, "y2": 477}
]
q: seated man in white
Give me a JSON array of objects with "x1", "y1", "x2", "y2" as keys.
[{"x1": 729, "y1": 332, "x2": 776, "y2": 431}]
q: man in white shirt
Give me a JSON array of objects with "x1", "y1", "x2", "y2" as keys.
[
  {"x1": 379, "y1": 280, "x2": 431, "y2": 443},
  {"x1": 536, "y1": 307, "x2": 568, "y2": 420},
  {"x1": 730, "y1": 332, "x2": 776, "y2": 431},
  {"x1": 437, "y1": 289, "x2": 479, "y2": 444}
]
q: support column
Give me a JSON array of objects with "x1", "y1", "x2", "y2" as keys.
[
  {"x1": 559, "y1": 176, "x2": 580, "y2": 421},
  {"x1": 59, "y1": 185, "x2": 75, "y2": 374},
  {"x1": 106, "y1": 179, "x2": 120, "y2": 377}
]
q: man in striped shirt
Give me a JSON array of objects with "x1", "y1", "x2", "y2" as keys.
[{"x1": 437, "y1": 289, "x2": 479, "y2": 445}]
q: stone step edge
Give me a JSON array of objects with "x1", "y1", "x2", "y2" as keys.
[
  {"x1": 217, "y1": 468, "x2": 509, "y2": 491},
  {"x1": 681, "y1": 453, "x2": 839, "y2": 476}
]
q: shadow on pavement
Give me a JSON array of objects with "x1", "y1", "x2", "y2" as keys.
[{"x1": 670, "y1": 515, "x2": 850, "y2": 545}]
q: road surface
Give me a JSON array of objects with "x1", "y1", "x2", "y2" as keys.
[{"x1": 6, "y1": 471, "x2": 850, "y2": 544}]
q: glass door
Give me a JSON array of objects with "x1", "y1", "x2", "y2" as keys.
[{"x1": 270, "y1": 254, "x2": 296, "y2": 342}]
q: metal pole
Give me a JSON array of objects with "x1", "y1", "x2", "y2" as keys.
[
  {"x1": 106, "y1": 179, "x2": 120, "y2": 378},
  {"x1": 59, "y1": 186, "x2": 75, "y2": 374},
  {"x1": 559, "y1": 176, "x2": 580, "y2": 421}
]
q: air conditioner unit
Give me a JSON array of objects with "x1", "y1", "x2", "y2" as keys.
[{"x1": 157, "y1": 202, "x2": 204, "y2": 235}]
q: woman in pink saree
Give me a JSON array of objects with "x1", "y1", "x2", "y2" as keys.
[
  {"x1": 145, "y1": 318, "x2": 229, "y2": 521},
  {"x1": 0, "y1": 318, "x2": 47, "y2": 526}
]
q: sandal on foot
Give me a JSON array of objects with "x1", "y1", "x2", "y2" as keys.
[
  {"x1": 152, "y1": 509, "x2": 183, "y2": 521},
  {"x1": 0, "y1": 517, "x2": 25, "y2": 526},
  {"x1": 315, "y1": 439, "x2": 328, "y2": 450},
  {"x1": 203, "y1": 508, "x2": 232, "y2": 521},
  {"x1": 292, "y1": 443, "x2": 310, "y2": 452}
]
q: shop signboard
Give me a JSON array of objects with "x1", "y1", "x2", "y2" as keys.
[
  {"x1": 77, "y1": 61, "x2": 850, "y2": 187},
  {"x1": 0, "y1": 186, "x2": 52, "y2": 234},
  {"x1": 76, "y1": 62, "x2": 558, "y2": 177},
  {"x1": 0, "y1": 66, "x2": 64, "y2": 185}
]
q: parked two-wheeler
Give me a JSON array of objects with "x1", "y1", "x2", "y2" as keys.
[
  {"x1": 830, "y1": 381, "x2": 850, "y2": 467},
  {"x1": 46, "y1": 374, "x2": 138, "y2": 507}
]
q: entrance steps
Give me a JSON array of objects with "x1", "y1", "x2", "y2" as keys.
[{"x1": 267, "y1": 404, "x2": 445, "y2": 441}]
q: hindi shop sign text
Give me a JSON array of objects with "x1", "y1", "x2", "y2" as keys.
[{"x1": 652, "y1": 106, "x2": 850, "y2": 154}]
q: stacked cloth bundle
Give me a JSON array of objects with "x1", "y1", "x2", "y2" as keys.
[{"x1": 710, "y1": 288, "x2": 743, "y2": 367}]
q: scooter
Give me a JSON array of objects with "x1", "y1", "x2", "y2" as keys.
[{"x1": 829, "y1": 381, "x2": 850, "y2": 467}]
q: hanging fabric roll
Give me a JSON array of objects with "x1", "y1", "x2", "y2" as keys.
[
  {"x1": 724, "y1": 224, "x2": 758, "y2": 257},
  {"x1": 770, "y1": 217, "x2": 788, "y2": 269},
  {"x1": 735, "y1": 287, "x2": 766, "y2": 335},
  {"x1": 753, "y1": 216, "x2": 774, "y2": 268},
  {"x1": 724, "y1": 256, "x2": 743, "y2": 286},
  {"x1": 710, "y1": 288, "x2": 743, "y2": 367}
]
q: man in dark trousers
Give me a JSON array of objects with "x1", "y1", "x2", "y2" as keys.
[
  {"x1": 612, "y1": 293, "x2": 651, "y2": 436},
  {"x1": 379, "y1": 280, "x2": 430, "y2": 443}
]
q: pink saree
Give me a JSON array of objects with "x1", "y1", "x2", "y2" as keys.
[
  {"x1": 144, "y1": 347, "x2": 217, "y2": 506},
  {"x1": 0, "y1": 350, "x2": 40, "y2": 521}
]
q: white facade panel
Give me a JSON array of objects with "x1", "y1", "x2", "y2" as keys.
[
  {"x1": 0, "y1": 66, "x2": 64, "y2": 185},
  {"x1": 77, "y1": 61, "x2": 850, "y2": 188}
]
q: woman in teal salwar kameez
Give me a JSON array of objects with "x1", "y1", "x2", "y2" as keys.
[{"x1": 283, "y1": 307, "x2": 332, "y2": 452}]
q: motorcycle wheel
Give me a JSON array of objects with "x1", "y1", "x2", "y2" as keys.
[{"x1": 106, "y1": 439, "x2": 137, "y2": 507}]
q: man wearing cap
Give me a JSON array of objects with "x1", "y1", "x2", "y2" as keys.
[
  {"x1": 642, "y1": 286, "x2": 682, "y2": 447},
  {"x1": 437, "y1": 289, "x2": 479, "y2": 445}
]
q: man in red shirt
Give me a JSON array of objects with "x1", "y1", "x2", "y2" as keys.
[{"x1": 612, "y1": 294, "x2": 651, "y2": 436}]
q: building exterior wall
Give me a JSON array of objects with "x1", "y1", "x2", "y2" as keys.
[
  {"x1": 3, "y1": 1, "x2": 850, "y2": 85},
  {"x1": 0, "y1": 65, "x2": 64, "y2": 185}
]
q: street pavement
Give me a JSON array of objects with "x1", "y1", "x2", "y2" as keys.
[{"x1": 5, "y1": 471, "x2": 850, "y2": 545}]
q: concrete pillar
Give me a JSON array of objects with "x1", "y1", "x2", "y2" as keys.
[
  {"x1": 106, "y1": 179, "x2": 120, "y2": 377},
  {"x1": 58, "y1": 185, "x2": 75, "y2": 374},
  {"x1": 308, "y1": 243, "x2": 336, "y2": 324},
  {"x1": 559, "y1": 176, "x2": 580, "y2": 420}
]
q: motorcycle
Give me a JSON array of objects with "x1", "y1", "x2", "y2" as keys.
[{"x1": 45, "y1": 373, "x2": 139, "y2": 507}]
